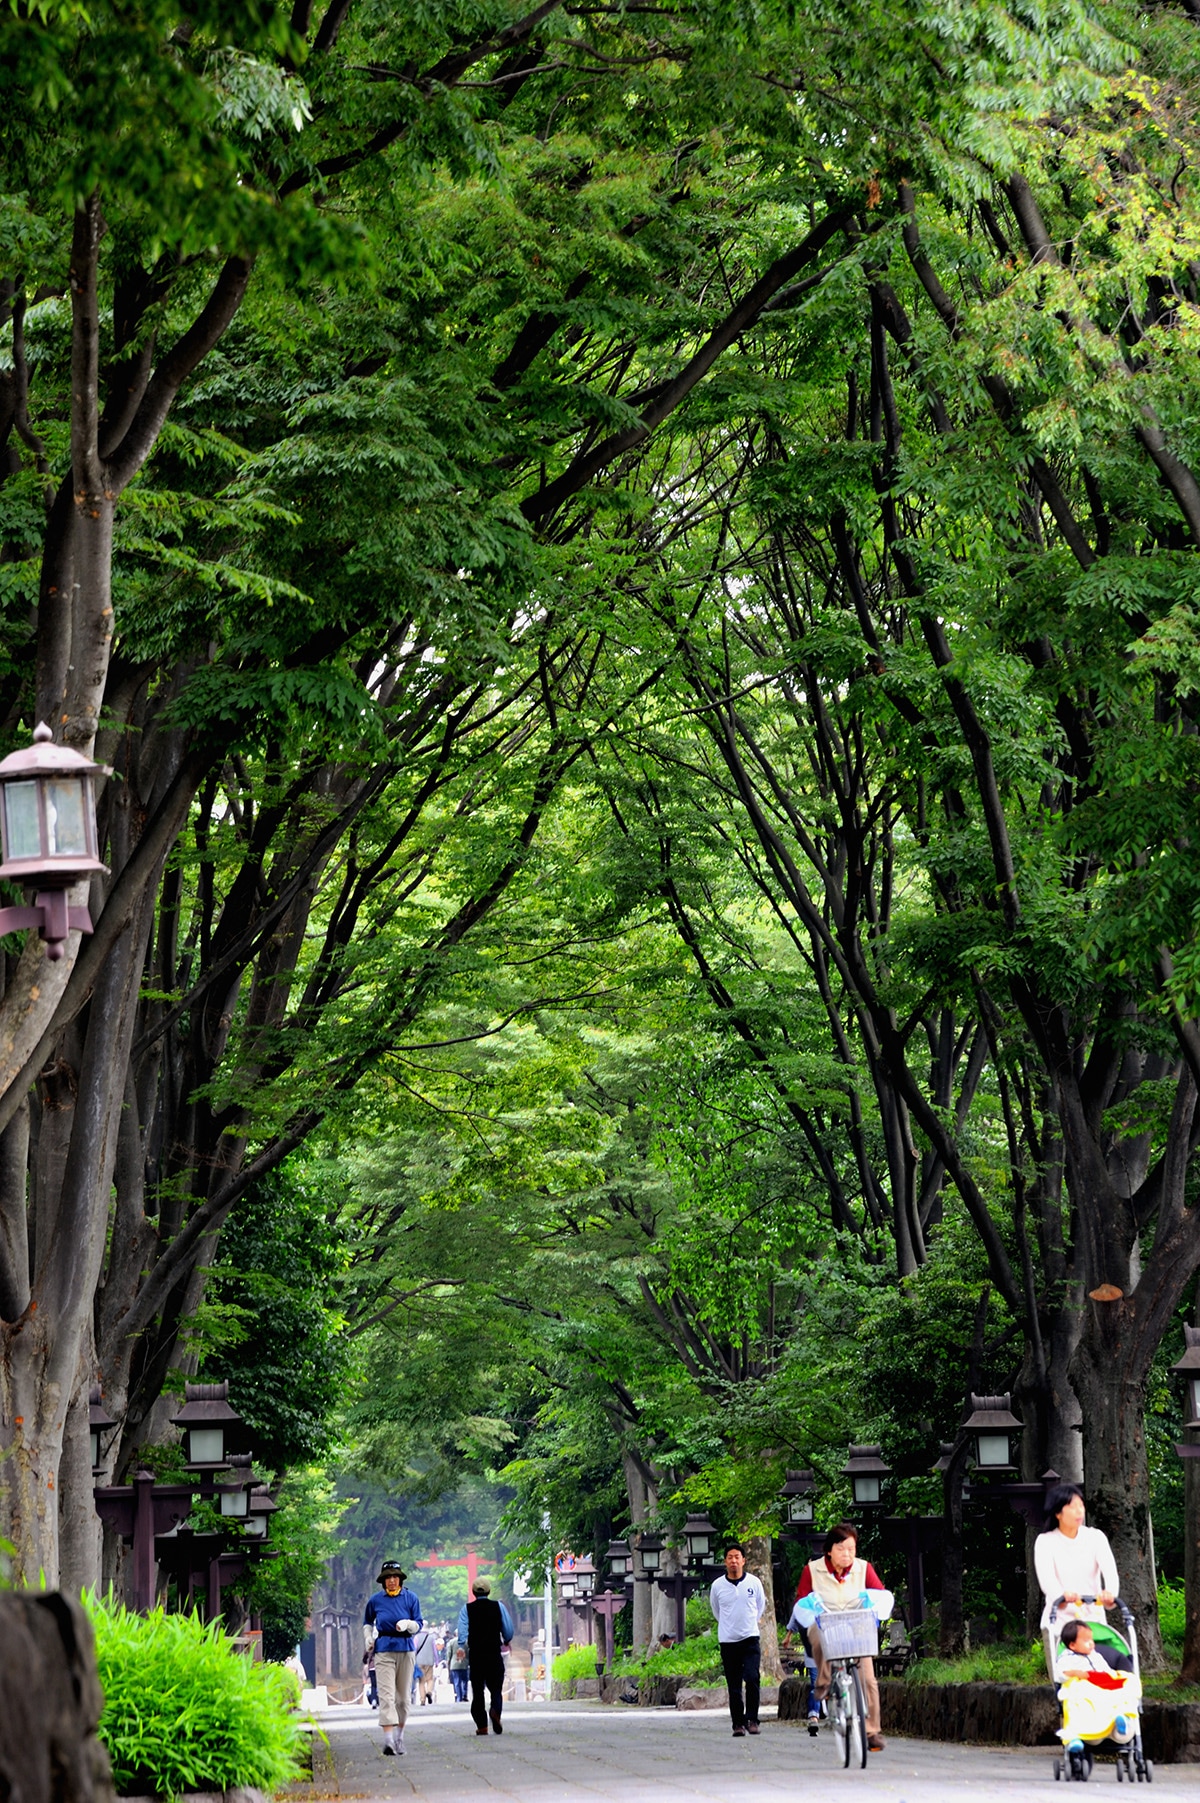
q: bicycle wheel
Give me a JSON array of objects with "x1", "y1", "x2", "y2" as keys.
[
  {"x1": 829, "y1": 1669, "x2": 852, "y2": 1768},
  {"x1": 849, "y1": 1664, "x2": 868, "y2": 1770}
]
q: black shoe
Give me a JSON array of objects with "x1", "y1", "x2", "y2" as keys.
[
  {"x1": 746, "y1": 1723, "x2": 760, "y2": 1735},
  {"x1": 491, "y1": 1714, "x2": 503, "y2": 1735},
  {"x1": 732, "y1": 1727, "x2": 746, "y2": 1737}
]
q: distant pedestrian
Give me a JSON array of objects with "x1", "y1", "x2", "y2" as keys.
[
  {"x1": 709, "y1": 1543, "x2": 765, "y2": 1738},
  {"x1": 411, "y1": 1625, "x2": 438, "y2": 1704},
  {"x1": 361, "y1": 1646, "x2": 378, "y2": 1708},
  {"x1": 457, "y1": 1578, "x2": 515, "y2": 1736},
  {"x1": 447, "y1": 1633, "x2": 469, "y2": 1701},
  {"x1": 363, "y1": 1561, "x2": 424, "y2": 1756}
]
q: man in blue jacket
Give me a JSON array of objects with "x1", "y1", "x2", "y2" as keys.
[{"x1": 363, "y1": 1561, "x2": 424, "y2": 1755}]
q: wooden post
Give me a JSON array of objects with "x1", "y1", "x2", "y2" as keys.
[
  {"x1": 1177, "y1": 1426, "x2": 1200, "y2": 1683},
  {"x1": 131, "y1": 1472, "x2": 156, "y2": 1613}
]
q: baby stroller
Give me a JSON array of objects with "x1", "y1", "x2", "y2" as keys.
[{"x1": 1048, "y1": 1594, "x2": 1152, "y2": 1784}]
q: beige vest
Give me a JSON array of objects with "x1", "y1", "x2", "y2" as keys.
[{"x1": 806, "y1": 1555, "x2": 868, "y2": 1612}]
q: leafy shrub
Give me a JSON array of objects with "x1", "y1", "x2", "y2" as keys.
[
  {"x1": 906, "y1": 1641, "x2": 1048, "y2": 1687},
  {"x1": 87, "y1": 1593, "x2": 304, "y2": 1799},
  {"x1": 553, "y1": 1642, "x2": 602, "y2": 1681},
  {"x1": 1159, "y1": 1580, "x2": 1185, "y2": 1651},
  {"x1": 685, "y1": 1592, "x2": 714, "y2": 1636},
  {"x1": 615, "y1": 1626, "x2": 723, "y2": 1681}
]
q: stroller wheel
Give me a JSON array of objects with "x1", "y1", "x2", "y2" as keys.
[
  {"x1": 1116, "y1": 1754, "x2": 1123, "y2": 1781},
  {"x1": 1054, "y1": 1758, "x2": 1063, "y2": 1781},
  {"x1": 1144, "y1": 1759, "x2": 1153, "y2": 1783}
]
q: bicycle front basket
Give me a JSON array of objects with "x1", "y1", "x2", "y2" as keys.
[{"x1": 818, "y1": 1610, "x2": 879, "y2": 1660}]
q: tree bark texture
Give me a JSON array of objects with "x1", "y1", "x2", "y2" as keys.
[{"x1": 745, "y1": 1534, "x2": 782, "y2": 1680}]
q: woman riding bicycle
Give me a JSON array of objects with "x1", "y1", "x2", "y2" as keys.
[{"x1": 784, "y1": 1522, "x2": 893, "y2": 1753}]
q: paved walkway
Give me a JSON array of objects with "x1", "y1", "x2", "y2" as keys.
[{"x1": 299, "y1": 1701, "x2": 1200, "y2": 1801}]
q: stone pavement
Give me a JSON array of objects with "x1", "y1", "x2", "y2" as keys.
[{"x1": 299, "y1": 1700, "x2": 1200, "y2": 1801}]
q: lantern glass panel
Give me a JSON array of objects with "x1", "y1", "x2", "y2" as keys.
[
  {"x1": 220, "y1": 1488, "x2": 249, "y2": 1518},
  {"x1": 610, "y1": 1552, "x2": 629, "y2": 1576},
  {"x1": 688, "y1": 1531, "x2": 710, "y2": 1559},
  {"x1": 559, "y1": 1579, "x2": 577, "y2": 1600},
  {"x1": 976, "y1": 1433, "x2": 1011, "y2": 1467},
  {"x1": 640, "y1": 1546, "x2": 661, "y2": 1572},
  {"x1": 787, "y1": 1497, "x2": 814, "y2": 1524},
  {"x1": 188, "y1": 1425, "x2": 225, "y2": 1464},
  {"x1": 45, "y1": 779, "x2": 88, "y2": 857},
  {"x1": 852, "y1": 1475, "x2": 881, "y2": 1504},
  {"x1": 3, "y1": 781, "x2": 41, "y2": 861},
  {"x1": 1190, "y1": 1376, "x2": 1200, "y2": 1421},
  {"x1": 243, "y1": 1516, "x2": 267, "y2": 1538},
  {"x1": 90, "y1": 1429, "x2": 100, "y2": 1469}
]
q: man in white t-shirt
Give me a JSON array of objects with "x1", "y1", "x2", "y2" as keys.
[{"x1": 709, "y1": 1543, "x2": 766, "y2": 1737}]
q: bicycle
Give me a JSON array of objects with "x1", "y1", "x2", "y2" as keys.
[{"x1": 814, "y1": 1607, "x2": 878, "y2": 1771}]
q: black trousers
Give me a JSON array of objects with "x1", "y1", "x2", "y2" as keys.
[
  {"x1": 469, "y1": 1658, "x2": 505, "y2": 1729},
  {"x1": 720, "y1": 1636, "x2": 761, "y2": 1729}
]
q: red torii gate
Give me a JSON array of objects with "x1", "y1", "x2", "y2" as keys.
[{"x1": 414, "y1": 1547, "x2": 493, "y2": 1597}]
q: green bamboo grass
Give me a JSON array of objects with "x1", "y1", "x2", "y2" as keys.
[{"x1": 85, "y1": 1593, "x2": 304, "y2": 1799}]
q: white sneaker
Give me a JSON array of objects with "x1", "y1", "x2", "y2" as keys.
[{"x1": 396, "y1": 1733, "x2": 406, "y2": 1755}]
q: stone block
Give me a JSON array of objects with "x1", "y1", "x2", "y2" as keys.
[
  {"x1": 675, "y1": 1689, "x2": 724, "y2": 1710},
  {"x1": 0, "y1": 1591, "x2": 115, "y2": 1803}
]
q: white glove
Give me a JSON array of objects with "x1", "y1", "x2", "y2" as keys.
[
  {"x1": 398, "y1": 1618, "x2": 420, "y2": 1634},
  {"x1": 363, "y1": 1625, "x2": 377, "y2": 1654},
  {"x1": 865, "y1": 1588, "x2": 895, "y2": 1621}
]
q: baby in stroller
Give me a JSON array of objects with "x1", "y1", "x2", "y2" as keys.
[
  {"x1": 1057, "y1": 1621, "x2": 1139, "y2": 1745},
  {"x1": 1049, "y1": 1599, "x2": 1151, "y2": 1783}
]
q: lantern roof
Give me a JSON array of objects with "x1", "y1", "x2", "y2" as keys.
[
  {"x1": 88, "y1": 1382, "x2": 116, "y2": 1431},
  {"x1": 0, "y1": 722, "x2": 100, "y2": 781},
  {"x1": 781, "y1": 1468, "x2": 815, "y2": 1497},
  {"x1": 842, "y1": 1443, "x2": 891, "y2": 1478},
  {"x1": 248, "y1": 1485, "x2": 280, "y2": 1515},
  {"x1": 1171, "y1": 1324, "x2": 1200, "y2": 1375},
  {"x1": 169, "y1": 1380, "x2": 244, "y2": 1429},
  {"x1": 964, "y1": 1392, "x2": 1022, "y2": 1431}
]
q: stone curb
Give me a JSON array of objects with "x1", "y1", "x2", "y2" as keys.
[
  {"x1": 118, "y1": 1789, "x2": 269, "y2": 1802},
  {"x1": 558, "y1": 1673, "x2": 783, "y2": 1710}
]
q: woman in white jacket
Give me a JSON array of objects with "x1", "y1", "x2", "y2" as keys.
[{"x1": 1034, "y1": 1484, "x2": 1119, "y2": 1677}]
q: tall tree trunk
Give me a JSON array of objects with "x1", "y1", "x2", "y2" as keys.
[
  {"x1": 1180, "y1": 1295, "x2": 1200, "y2": 1686},
  {"x1": 59, "y1": 1342, "x2": 101, "y2": 1594},
  {"x1": 1073, "y1": 1310, "x2": 1163, "y2": 1667},
  {"x1": 0, "y1": 883, "x2": 156, "y2": 1583},
  {"x1": 745, "y1": 1534, "x2": 782, "y2": 1679},
  {"x1": 623, "y1": 1451, "x2": 654, "y2": 1651},
  {"x1": 0, "y1": 1315, "x2": 62, "y2": 1581}
]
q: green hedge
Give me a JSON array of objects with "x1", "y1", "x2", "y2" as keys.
[
  {"x1": 615, "y1": 1627, "x2": 723, "y2": 1681},
  {"x1": 553, "y1": 1642, "x2": 603, "y2": 1682},
  {"x1": 86, "y1": 1594, "x2": 305, "y2": 1799}
]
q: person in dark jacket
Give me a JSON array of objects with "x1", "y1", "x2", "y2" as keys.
[
  {"x1": 464, "y1": 1578, "x2": 509, "y2": 1735},
  {"x1": 362, "y1": 1561, "x2": 424, "y2": 1756}
]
